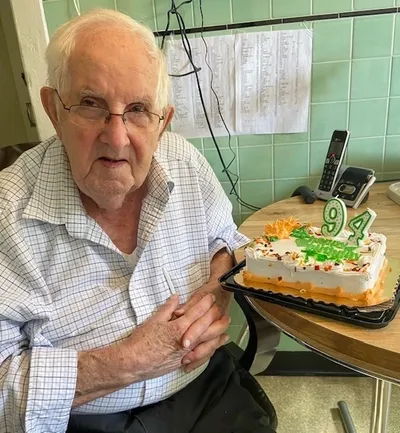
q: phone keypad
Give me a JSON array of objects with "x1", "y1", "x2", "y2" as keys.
[
  {"x1": 318, "y1": 160, "x2": 337, "y2": 191},
  {"x1": 317, "y1": 132, "x2": 347, "y2": 192}
]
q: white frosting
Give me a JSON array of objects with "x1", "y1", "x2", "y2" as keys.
[{"x1": 245, "y1": 227, "x2": 387, "y2": 294}]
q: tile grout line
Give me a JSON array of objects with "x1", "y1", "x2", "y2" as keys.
[
  {"x1": 271, "y1": 140, "x2": 275, "y2": 203},
  {"x1": 240, "y1": 177, "x2": 306, "y2": 182},
  {"x1": 234, "y1": 171, "x2": 400, "y2": 184},
  {"x1": 307, "y1": 12, "x2": 313, "y2": 186},
  {"x1": 153, "y1": 0, "x2": 160, "y2": 33},
  {"x1": 311, "y1": 96, "x2": 394, "y2": 105},
  {"x1": 345, "y1": 15, "x2": 355, "y2": 165},
  {"x1": 229, "y1": 0, "x2": 234, "y2": 24},
  {"x1": 382, "y1": 13, "x2": 397, "y2": 180},
  {"x1": 228, "y1": 0, "x2": 242, "y2": 217},
  {"x1": 190, "y1": 0, "x2": 195, "y2": 29},
  {"x1": 151, "y1": 0, "x2": 157, "y2": 33},
  {"x1": 313, "y1": 57, "x2": 397, "y2": 66},
  {"x1": 269, "y1": 0, "x2": 275, "y2": 205}
]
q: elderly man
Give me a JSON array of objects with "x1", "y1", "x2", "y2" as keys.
[{"x1": 0, "y1": 9, "x2": 275, "y2": 433}]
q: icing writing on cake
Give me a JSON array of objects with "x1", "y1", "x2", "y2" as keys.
[{"x1": 291, "y1": 226, "x2": 360, "y2": 262}]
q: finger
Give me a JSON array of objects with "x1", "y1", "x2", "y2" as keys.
[
  {"x1": 180, "y1": 305, "x2": 221, "y2": 349},
  {"x1": 183, "y1": 334, "x2": 229, "y2": 373},
  {"x1": 195, "y1": 315, "x2": 230, "y2": 344},
  {"x1": 176, "y1": 293, "x2": 215, "y2": 339},
  {"x1": 182, "y1": 333, "x2": 228, "y2": 366},
  {"x1": 173, "y1": 309, "x2": 185, "y2": 318},
  {"x1": 151, "y1": 294, "x2": 180, "y2": 323},
  {"x1": 177, "y1": 288, "x2": 231, "y2": 318},
  {"x1": 174, "y1": 291, "x2": 208, "y2": 317}
]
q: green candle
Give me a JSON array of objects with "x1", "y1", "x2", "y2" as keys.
[
  {"x1": 348, "y1": 208, "x2": 377, "y2": 246},
  {"x1": 321, "y1": 198, "x2": 347, "y2": 237}
]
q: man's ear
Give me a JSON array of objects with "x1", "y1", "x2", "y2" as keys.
[
  {"x1": 40, "y1": 87, "x2": 62, "y2": 137},
  {"x1": 158, "y1": 105, "x2": 175, "y2": 138}
]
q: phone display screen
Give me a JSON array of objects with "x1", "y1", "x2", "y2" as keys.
[{"x1": 329, "y1": 139, "x2": 345, "y2": 155}]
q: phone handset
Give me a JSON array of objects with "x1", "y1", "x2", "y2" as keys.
[{"x1": 315, "y1": 130, "x2": 350, "y2": 199}]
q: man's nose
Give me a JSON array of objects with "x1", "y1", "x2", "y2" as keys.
[{"x1": 100, "y1": 114, "x2": 130, "y2": 149}]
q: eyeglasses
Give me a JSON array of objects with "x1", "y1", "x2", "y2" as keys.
[{"x1": 54, "y1": 89, "x2": 165, "y2": 133}]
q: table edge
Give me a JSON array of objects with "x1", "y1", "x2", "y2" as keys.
[{"x1": 249, "y1": 297, "x2": 400, "y2": 383}]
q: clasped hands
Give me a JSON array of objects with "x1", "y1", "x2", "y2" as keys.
[
  {"x1": 125, "y1": 282, "x2": 231, "y2": 382},
  {"x1": 173, "y1": 283, "x2": 232, "y2": 372}
]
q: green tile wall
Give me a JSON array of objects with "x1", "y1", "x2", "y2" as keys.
[{"x1": 43, "y1": 0, "x2": 400, "y2": 351}]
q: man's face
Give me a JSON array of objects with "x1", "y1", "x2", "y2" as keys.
[{"x1": 45, "y1": 28, "x2": 173, "y2": 210}]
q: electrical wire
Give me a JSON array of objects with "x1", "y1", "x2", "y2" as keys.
[
  {"x1": 164, "y1": 0, "x2": 260, "y2": 211},
  {"x1": 198, "y1": 0, "x2": 245, "y2": 205},
  {"x1": 160, "y1": 2, "x2": 200, "y2": 78}
]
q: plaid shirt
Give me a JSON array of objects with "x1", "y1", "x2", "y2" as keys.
[{"x1": 0, "y1": 133, "x2": 248, "y2": 433}]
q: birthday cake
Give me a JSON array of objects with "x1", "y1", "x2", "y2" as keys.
[{"x1": 243, "y1": 199, "x2": 388, "y2": 302}]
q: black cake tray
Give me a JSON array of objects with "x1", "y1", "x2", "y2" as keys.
[{"x1": 219, "y1": 260, "x2": 400, "y2": 329}]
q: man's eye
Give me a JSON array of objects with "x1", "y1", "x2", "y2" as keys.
[
  {"x1": 128, "y1": 104, "x2": 145, "y2": 113},
  {"x1": 81, "y1": 99, "x2": 99, "y2": 107}
]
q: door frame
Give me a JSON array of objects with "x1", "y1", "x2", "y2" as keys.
[{"x1": 8, "y1": 0, "x2": 54, "y2": 141}]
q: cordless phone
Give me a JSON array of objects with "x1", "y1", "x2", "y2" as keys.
[
  {"x1": 299, "y1": 129, "x2": 375, "y2": 208},
  {"x1": 314, "y1": 130, "x2": 350, "y2": 200}
]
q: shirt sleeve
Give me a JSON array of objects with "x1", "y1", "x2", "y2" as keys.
[
  {"x1": 196, "y1": 151, "x2": 250, "y2": 259},
  {"x1": 0, "y1": 212, "x2": 78, "y2": 433}
]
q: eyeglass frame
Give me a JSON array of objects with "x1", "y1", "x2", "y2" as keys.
[{"x1": 53, "y1": 89, "x2": 165, "y2": 131}]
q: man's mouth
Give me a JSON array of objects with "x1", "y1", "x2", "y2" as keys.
[
  {"x1": 98, "y1": 157, "x2": 128, "y2": 166},
  {"x1": 99, "y1": 157, "x2": 127, "y2": 162}
]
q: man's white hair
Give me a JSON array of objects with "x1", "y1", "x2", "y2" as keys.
[{"x1": 45, "y1": 9, "x2": 170, "y2": 110}]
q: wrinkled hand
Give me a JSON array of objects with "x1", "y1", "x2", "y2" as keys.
[
  {"x1": 173, "y1": 284, "x2": 232, "y2": 372},
  {"x1": 125, "y1": 293, "x2": 216, "y2": 381}
]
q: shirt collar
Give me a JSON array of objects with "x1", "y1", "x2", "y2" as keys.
[
  {"x1": 136, "y1": 152, "x2": 174, "y2": 257},
  {"x1": 22, "y1": 137, "x2": 88, "y2": 227},
  {"x1": 147, "y1": 152, "x2": 174, "y2": 201}
]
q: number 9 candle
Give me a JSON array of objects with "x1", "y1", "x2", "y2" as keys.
[{"x1": 321, "y1": 198, "x2": 347, "y2": 237}]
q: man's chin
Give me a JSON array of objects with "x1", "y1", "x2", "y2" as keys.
[
  {"x1": 91, "y1": 193, "x2": 129, "y2": 211},
  {"x1": 85, "y1": 182, "x2": 137, "y2": 210}
]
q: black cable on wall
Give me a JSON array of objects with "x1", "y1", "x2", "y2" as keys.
[{"x1": 155, "y1": 6, "x2": 399, "y2": 37}]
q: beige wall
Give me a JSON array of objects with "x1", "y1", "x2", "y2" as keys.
[{"x1": 0, "y1": 8, "x2": 28, "y2": 148}]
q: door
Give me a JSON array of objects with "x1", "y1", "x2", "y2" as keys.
[
  {"x1": 0, "y1": 3, "x2": 36, "y2": 148},
  {"x1": 0, "y1": 0, "x2": 54, "y2": 146}
]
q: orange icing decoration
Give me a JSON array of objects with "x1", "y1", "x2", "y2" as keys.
[{"x1": 264, "y1": 217, "x2": 301, "y2": 240}]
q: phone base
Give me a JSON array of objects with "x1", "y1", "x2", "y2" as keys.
[{"x1": 314, "y1": 166, "x2": 376, "y2": 209}]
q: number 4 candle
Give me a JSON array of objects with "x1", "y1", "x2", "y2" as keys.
[{"x1": 348, "y1": 208, "x2": 377, "y2": 246}]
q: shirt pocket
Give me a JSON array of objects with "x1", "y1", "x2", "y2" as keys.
[{"x1": 163, "y1": 262, "x2": 206, "y2": 303}]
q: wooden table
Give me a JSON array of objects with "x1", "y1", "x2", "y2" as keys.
[{"x1": 234, "y1": 182, "x2": 400, "y2": 433}]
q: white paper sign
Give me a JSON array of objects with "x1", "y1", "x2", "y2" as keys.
[{"x1": 166, "y1": 30, "x2": 312, "y2": 138}]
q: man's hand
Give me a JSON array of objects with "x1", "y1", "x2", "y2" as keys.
[
  {"x1": 73, "y1": 294, "x2": 217, "y2": 408},
  {"x1": 173, "y1": 283, "x2": 232, "y2": 373},
  {"x1": 171, "y1": 249, "x2": 234, "y2": 373},
  {"x1": 122, "y1": 293, "x2": 217, "y2": 381}
]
